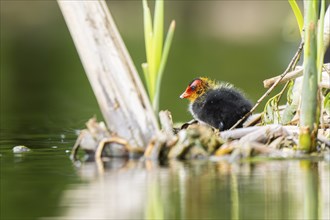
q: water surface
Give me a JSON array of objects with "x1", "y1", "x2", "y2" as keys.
[{"x1": 1, "y1": 138, "x2": 329, "y2": 220}]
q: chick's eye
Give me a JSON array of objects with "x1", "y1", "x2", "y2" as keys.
[{"x1": 190, "y1": 85, "x2": 196, "y2": 91}]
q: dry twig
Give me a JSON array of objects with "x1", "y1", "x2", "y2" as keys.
[{"x1": 230, "y1": 41, "x2": 304, "y2": 130}]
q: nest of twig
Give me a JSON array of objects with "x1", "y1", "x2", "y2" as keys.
[{"x1": 71, "y1": 110, "x2": 329, "y2": 164}]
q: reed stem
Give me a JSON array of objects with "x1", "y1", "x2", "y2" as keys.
[{"x1": 298, "y1": 0, "x2": 319, "y2": 151}]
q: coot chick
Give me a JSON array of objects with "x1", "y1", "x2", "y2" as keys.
[{"x1": 180, "y1": 77, "x2": 252, "y2": 131}]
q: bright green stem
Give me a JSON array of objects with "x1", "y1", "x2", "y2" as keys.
[
  {"x1": 288, "y1": 0, "x2": 304, "y2": 37},
  {"x1": 142, "y1": 0, "x2": 175, "y2": 113},
  {"x1": 142, "y1": 63, "x2": 153, "y2": 101},
  {"x1": 299, "y1": 0, "x2": 319, "y2": 151},
  {"x1": 143, "y1": 0, "x2": 153, "y2": 71},
  {"x1": 153, "y1": 20, "x2": 175, "y2": 112},
  {"x1": 152, "y1": 0, "x2": 164, "y2": 80}
]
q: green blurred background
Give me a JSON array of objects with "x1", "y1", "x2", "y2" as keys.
[{"x1": 1, "y1": 0, "x2": 301, "y2": 130}]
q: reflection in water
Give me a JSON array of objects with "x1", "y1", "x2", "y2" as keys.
[
  {"x1": 230, "y1": 173, "x2": 239, "y2": 220},
  {"x1": 302, "y1": 161, "x2": 319, "y2": 220},
  {"x1": 145, "y1": 178, "x2": 164, "y2": 220},
  {"x1": 47, "y1": 160, "x2": 329, "y2": 220}
]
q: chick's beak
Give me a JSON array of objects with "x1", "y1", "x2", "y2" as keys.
[{"x1": 180, "y1": 90, "x2": 190, "y2": 99}]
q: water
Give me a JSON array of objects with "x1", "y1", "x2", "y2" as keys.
[
  {"x1": 1, "y1": 140, "x2": 329, "y2": 220},
  {"x1": 57, "y1": 160, "x2": 330, "y2": 220}
]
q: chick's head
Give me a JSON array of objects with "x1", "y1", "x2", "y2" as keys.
[{"x1": 180, "y1": 77, "x2": 213, "y2": 102}]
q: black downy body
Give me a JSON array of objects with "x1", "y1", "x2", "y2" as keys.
[{"x1": 190, "y1": 87, "x2": 252, "y2": 131}]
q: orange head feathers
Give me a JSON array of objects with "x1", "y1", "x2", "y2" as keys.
[{"x1": 180, "y1": 77, "x2": 214, "y2": 102}]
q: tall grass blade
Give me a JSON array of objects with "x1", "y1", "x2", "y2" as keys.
[
  {"x1": 153, "y1": 20, "x2": 176, "y2": 112},
  {"x1": 288, "y1": 0, "x2": 304, "y2": 36},
  {"x1": 143, "y1": 0, "x2": 153, "y2": 62},
  {"x1": 151, "y1": 0, "x2": 164, "y2": 95},
  {"x1": 142, "y1": 0, "x2": 154, "y2": 96},
  {"x1": 142, "y1": 0, "x2": 175, "y2": 113},
  {"x1": 142, "y1": 62, "x2": 151, "y2": 98}
]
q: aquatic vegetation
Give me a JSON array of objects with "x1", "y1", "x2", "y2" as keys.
[
  {"x1": 142, "y1": 0, "x2": 175, "y2": 113},
  {"x1": 262, "y1": 1, "x2": 329, "y2": 152},
  {"x1": 288, "y1": 0, "x2": 303, "y2": 36},
  {"x1": 299, "y1": 0, "x2": 320, "y2": 151}
]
